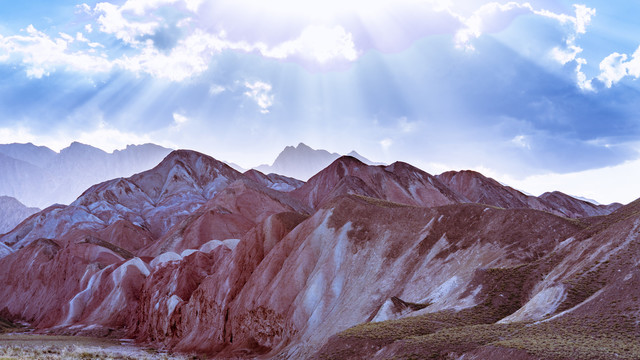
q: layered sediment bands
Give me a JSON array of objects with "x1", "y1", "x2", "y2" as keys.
[
  {"x1": 1, "y1": 150, "x2": 639, "y2": 359},
  {"x1": 130, "y1": 212, "x2": 308, "y2": 354}
]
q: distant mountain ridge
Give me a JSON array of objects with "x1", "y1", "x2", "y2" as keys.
[
  {"x1": 0, "y1": 196, "x2": 39, "y2": 235},
  {"x1": 255, "y1": 142, "x2": 384, "y2": 181},
  {"x1": 0, "y1": 142, "x2": 172, "y2": 208}
]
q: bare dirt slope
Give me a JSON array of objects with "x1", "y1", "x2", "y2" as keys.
[{"x1": 0, "y1": 150, "x2": 637, "y2": 360}]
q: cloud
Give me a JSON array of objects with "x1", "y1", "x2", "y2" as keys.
[
  {"x1": 596, "y1": 46, "x2": 640, "y2": 88},
  {"x1": 90, "y1": 0, "x2": 205, "y2": 46},
  {"x1": 510, "y1": 134, "x2": 531, "y2": 149},
  {"x1": 451, "y1": 2, "x2": 597, "y2": 92},
  {"x1": 173, "y1": 112, "x2": 188, "y2": 125},
  {"x1": 573, "y1": 4, "x2": 596, "y2": 35},
  {"x1": 454, "y1": 2, "x2": 534, "y2": 51},
  {"x1": 380, "y1": 138, "x2": 393, "y2": 150},
  {"x1": 261, "y1": 25, "x2": 358, "y2": 64},
  {"x1": 115, "y1": 30, "x2": 216, "y2": 81},
  {"x1": 550, "y1": 44, "x2": 583, "y2": 65},
  {"x1": 209, "y1": 84, "x2": 225, "y2": 95},
  {"x1": 540, "y1": 4, "x2": 595, "y2": 91},
  {"x1": 0, "y1": 24, "x2": 112, "y2": 78},
  {"x1": 93, "y1": 2, "x2": 160, "y2": 45},
  {"x1": 120, "y1": 0, "x2": 181, "y2": 16},
  {"x1": 0, "y1": 0, "x2": 595, "y2": 82},
  {"x1": 455, "y1": 2, "x2": 595, "y2": 52},
  {"x1": 244, "y1": 81, "x2": 273, "y2": 114}
]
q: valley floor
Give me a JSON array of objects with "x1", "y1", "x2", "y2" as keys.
[{"x1": 0, "y1": 333, "x2": 187, "y2": 360}]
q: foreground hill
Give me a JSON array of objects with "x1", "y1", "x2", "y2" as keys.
[
  {"x1": 0, "y1": 150, "x2": 636, "y2": 360},
  {"x1": 314, "y1": 199, "x2": 640, "y2": 359}
]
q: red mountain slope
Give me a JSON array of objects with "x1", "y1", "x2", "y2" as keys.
[
  {"x1": 438, "y1": 170, "x2": 621, "y2": 218},
  {"x1": 292, "y1": 156, "x2": 466, "y2": 209}
]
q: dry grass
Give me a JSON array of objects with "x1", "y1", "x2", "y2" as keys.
[{"x1": 0, "y1": 334, "x2": 188, "y2": 360}]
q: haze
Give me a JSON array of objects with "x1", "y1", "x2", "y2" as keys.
[{"x1": 1, "y1": 0, "x2": 639, "y2": 204}]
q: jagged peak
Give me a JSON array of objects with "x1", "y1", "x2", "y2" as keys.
[{"x1": 65, "y1": 141, "x2": 102, "y2": 151}]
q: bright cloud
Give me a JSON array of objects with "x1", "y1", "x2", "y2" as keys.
[
  {"x1": 116, "y1": 31, "x2": 216, "y2": 81},
  {"x1": 596, "y1": 46, "x2": 640, "y2": 88},
  {"x1": 542, "y1": 5, "x2": 596, "y2": 91},
  {"x1": 93, "y1": 2, "x2": 160, "y2": 45},
  {"x1": 454, "y1": 2, "x2": 533, "y2": 51},
  {"x1": 511, "y1": 135, "x2": 531, "y2": 149},
  {"x1": 0, "y1": 0, "x2": 599, "y2": 82},
  {"x1": 173, "y1": 112, "x2": 188, "y2": 125},
  {"x1": 380, "y1": 138, "x2": 393, "y2": 150},
  {"x1": 244, "y1": 81, "x2": 274, "y2": 114},
  {"x1": 0, "y1": 25, "x2": 112, "y2": 78},
  {"x1": 450, "y1": 2, "x2": 597, "y2": 92},
  {"x1": 261, "y1": 25, "x2": 358, "y2": 63},
  {"x1": 573, "y1": 4, "x2": 596, "y2": 35}
]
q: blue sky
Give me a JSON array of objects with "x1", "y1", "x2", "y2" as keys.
[{"x1": 1, "y1": 0, "x2": 640, "y2": 203}]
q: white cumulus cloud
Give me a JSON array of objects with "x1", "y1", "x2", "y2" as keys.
[
  {"x1": 94, "y1": 2, "x2": 160, "y2": 45},
  {"x1": 596, "y1": 46, "x2": 640, "y2": 88},
  {"x1": 0, "y1": 24, "x2": 113, "y2": 78},
  {"x1": 173, "y1": 112, "x2": 188, "y2": 125},
  {"x1": 244, "y1": 81, "x2": 274, "y2": 114},
  {"x1": 261, "y1": 25, "x2": 358, "y2": 64}
]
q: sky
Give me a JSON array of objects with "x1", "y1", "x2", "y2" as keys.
[{"x1": 1, "y1": 0, "x2": 640, "y2": 204}]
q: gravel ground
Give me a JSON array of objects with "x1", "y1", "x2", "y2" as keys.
[{"x1": 0, "y1": 333, "x2": 190, "y2": 360}]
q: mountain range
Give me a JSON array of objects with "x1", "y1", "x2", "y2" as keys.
[
  {"x1": 0, "y1": 141, "x2": 376, "y2": 210},
  {"x1": 255, "y1": 142, "x2": 384, "y2": 180},
  {"x1": 0, "y1": 148, "x2": 636, "y2": 359},
  {"x1": 0, "y1": 142, "x2": 172, "y2": 208},
  {"x1": 0, "y1": 196, "x2": 39, "y2": 234}
]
